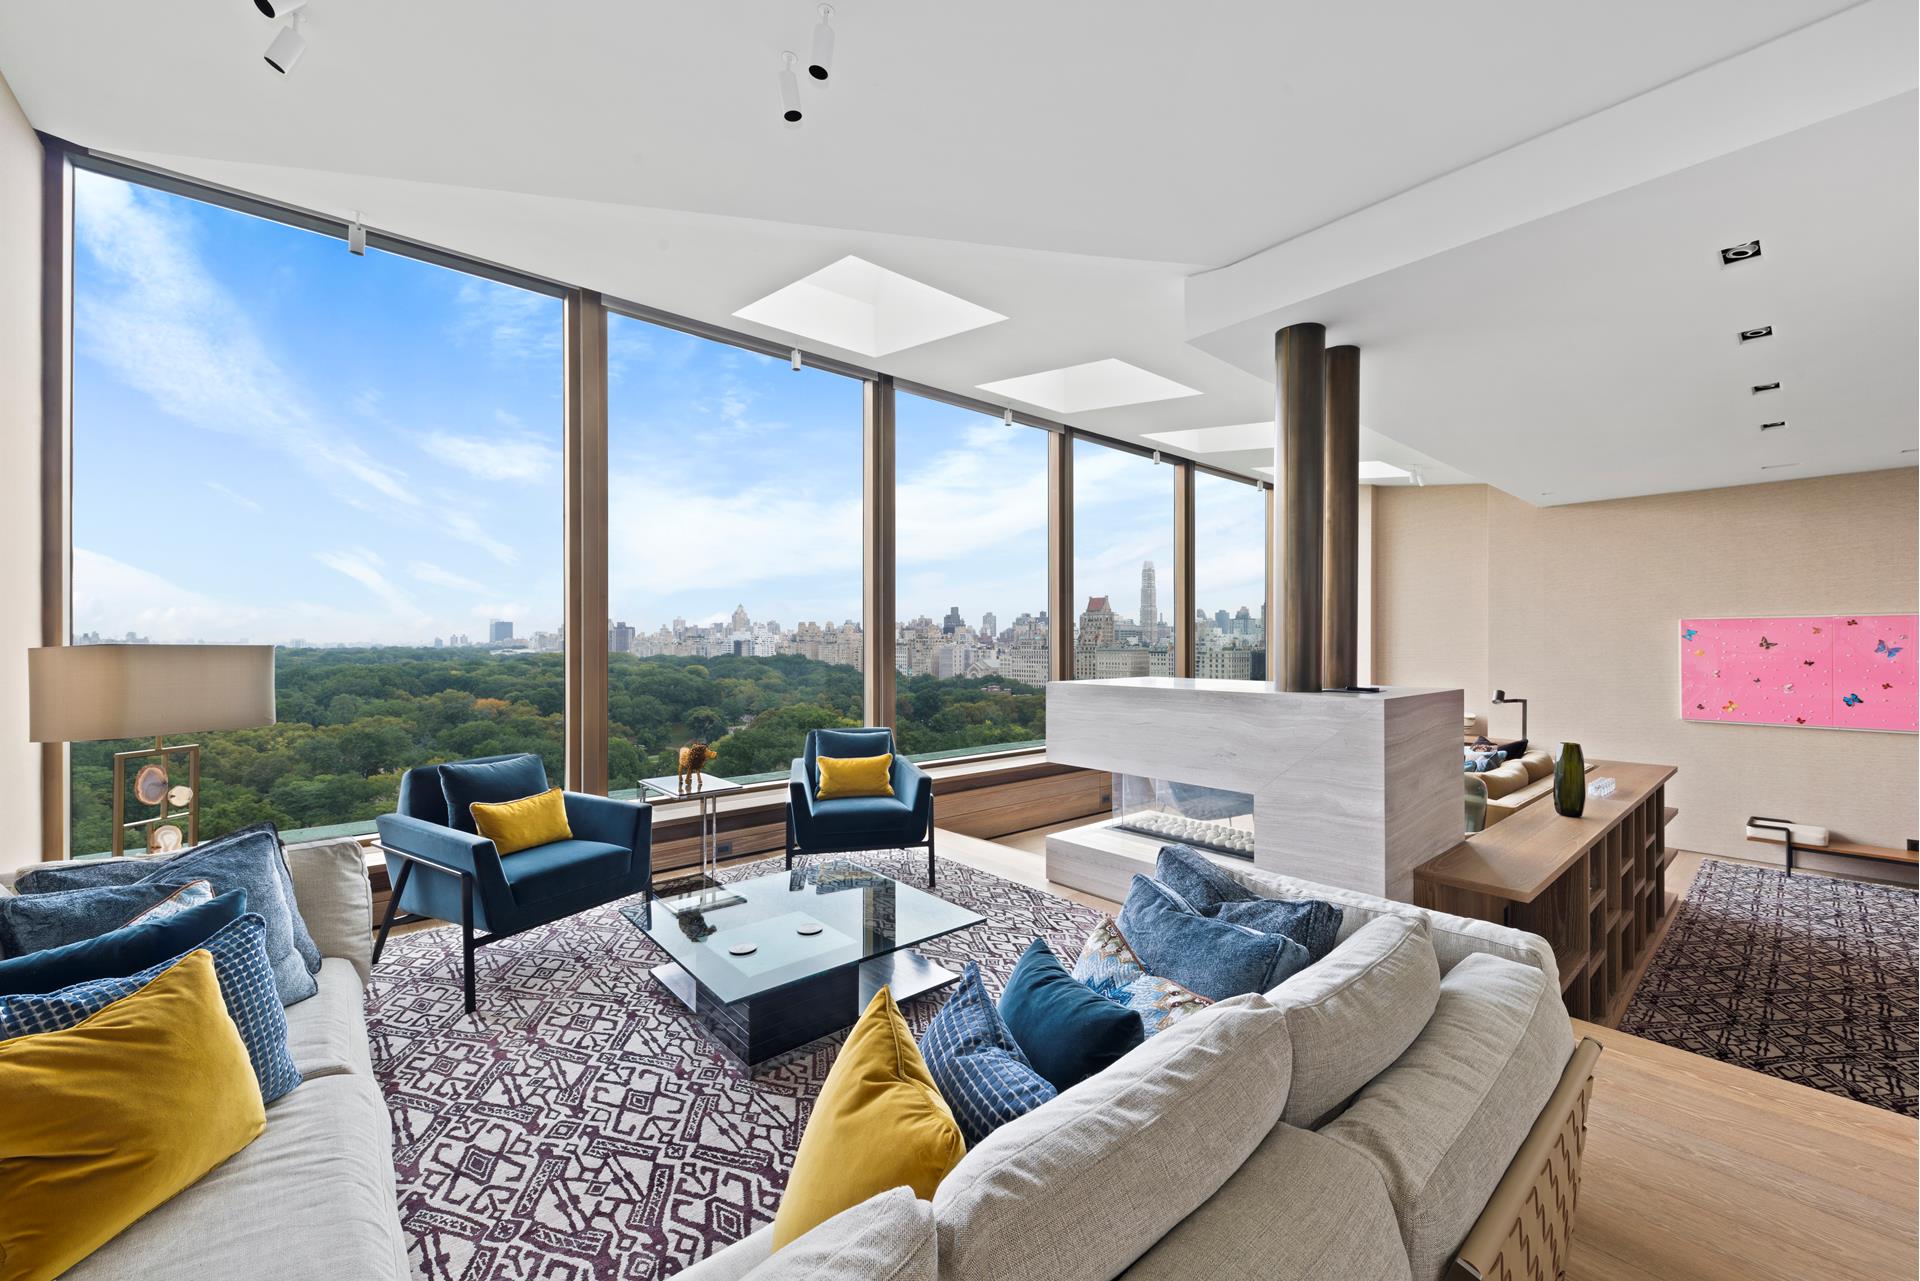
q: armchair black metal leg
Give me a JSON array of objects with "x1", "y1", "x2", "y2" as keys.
[
  {"x1": 371, "y1": 859, "x2": 413, "y2": 966},
  {"x1": 460, "y1": 872, "x2": 477, "y2": 1015}
]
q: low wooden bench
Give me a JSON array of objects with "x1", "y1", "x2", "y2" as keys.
[{"x1": 1746, "y1": 816, "x2": 1917, "y2": 876}]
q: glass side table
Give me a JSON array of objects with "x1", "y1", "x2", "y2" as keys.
[{"x1": 638, "y1": 772, "x2": 747, "y2": 913}]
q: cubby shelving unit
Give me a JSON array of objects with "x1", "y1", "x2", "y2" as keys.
[{"x1": 1413, "y1": 761, "x2": 1678, "y2": 1023}]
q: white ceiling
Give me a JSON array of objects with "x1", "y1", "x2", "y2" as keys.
[{"x1": 0, "y1": 0, "x2": 1912, "y2": 499}]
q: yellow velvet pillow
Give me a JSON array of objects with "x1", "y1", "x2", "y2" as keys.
[
  {"x1": 470, "y1": 786, "x2": 573, "y2": 855},
  {"x1": 815, "y1": 753, "x2": 895, "y2": 801},
  {"x1": 770, "y1": 987, "x2": 965, "y2": 1249},
  {"x1": 0, "y1": 949, "x2": 266, "y2": 1281}
]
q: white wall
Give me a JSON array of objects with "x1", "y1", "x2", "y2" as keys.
[{"x1": 0, "y1": 70, "x2": 41, "y2": 872}]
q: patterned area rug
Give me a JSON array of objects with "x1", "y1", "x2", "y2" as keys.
[
  {"x1": 1619, "y1": 857, "x2": 1917, "y2": 1116},
  {"x1": 367, "y1": 851, "x2": 1102, "y2": 1280}
]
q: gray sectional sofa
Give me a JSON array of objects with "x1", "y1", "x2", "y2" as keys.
[
  {"x1": 681, "y1": 860, "x2": 1599, "y2": 1281},
  {"x1": 2, "y1": 839, "x2": 411, "y2": 1281}
]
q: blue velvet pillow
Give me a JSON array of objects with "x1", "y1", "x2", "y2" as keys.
[
  {"x1": 997, "y1": 937, "x2": 1144, "y2": 1093},
  {"x1": 920, "y1": 961, "x2": 1056, "y2": 1146},
  {"x1": 0, "y1": 889, "x2": 247, "y2": 995},
  {"x1": 134, "y1": 824, "x2": 320, "y2": 1006},
  {"x1": 0, "y1": 880, "x2": 206, "y2": 960},
  {"x1": 440, "y1": 754, "x2": 550, "y2": 835},
  {"x1": 1116, "y1": 875, "x2": 1311, "y2": 1001},
  {"x1": 13, "y1": 856, "x2": 156, "y2": 895},
  {"x1": 0, "y1": 912, "x2": 302, "y2": 1104},
  {"x1": 1154, "y1": 844, "x2": 1344, "y2": 963}
]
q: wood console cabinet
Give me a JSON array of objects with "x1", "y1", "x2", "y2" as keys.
[{"x1": 1414, "y1": 761, "x2": 1677, "y2": 1023}]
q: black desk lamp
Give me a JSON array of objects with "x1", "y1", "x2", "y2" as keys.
[{"x1": 1491, "y1": 689, "x2": 1528, "y2": 751}]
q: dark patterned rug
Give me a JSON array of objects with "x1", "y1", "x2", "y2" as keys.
[
  {"x1": 366, "y1": 850, "x2": 1102, "y2": 1281},
  {"x1": 1619, "y1": 858, "x2": 1917, "y2": 1116}
]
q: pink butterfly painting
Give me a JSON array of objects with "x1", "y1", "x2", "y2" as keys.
[{"x1": 1682, "y1": 615, "x2": 1918, "y2": 731}]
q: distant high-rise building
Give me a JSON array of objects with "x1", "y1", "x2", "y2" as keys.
[
  {"x1": 488, "y1": 620, "x2": 514, "y2": 644},
  {"x1": 609, "y1": 620, "x2": 635, "y2": 653},
  {"x1": 981, "y1": 611, "x2": 998, "y2": 640},
  {"x1": 942, "y1": 606, "x2": 964, "y2": 635},
  {"x1": 1078, "y1": 596, "x2": 1117, "y2": 647},
  {"x1": 1139, "y1": 561, "x2": 1158, "y2": 642},
  {"x1": 1214, "y1": 608, "x2": 1230, "y2": 630},
  {"x1": 730, "y1": 604, "x2": 751, "y2": 632}
]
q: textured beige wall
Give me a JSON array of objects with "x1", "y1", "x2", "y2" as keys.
[
  {"x1": 1372, "y1": 483, "x2": 1490, "y2": 731},
  {"x1": 1374, "y1": 471, "x2": 1918, "y2": 875},
  {"x1": 0, "y1": 73, "x2": 40, "y2": 874}
]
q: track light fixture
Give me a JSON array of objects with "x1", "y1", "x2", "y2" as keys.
[
  {"x1": 254, "y1": 0, "x2": 305, "y2": 16},
  {"x1": 809, "y1": 5, "x2": 835, "y2": 81},
  {"x1": 779, "y1": 52, "x2": 803, "y2": 127},
  {"x1": 1003, "y1": 408, "x2": 1014, "y2": 427},
  {"x1": 789, "y1": 348, "x2": 803, "y2": 371},
  {"x1": 347, "y1": 217, "x2": 366, "y2": 256},
  {"x1": 264, "y1": 12, "x2": 307, "y2": 73},
  {"x1": 1151, "y1": 450, "x2": 1163, "y2": 465}
]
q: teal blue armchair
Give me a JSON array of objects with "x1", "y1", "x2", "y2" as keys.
[
  {"x1": 786, "y1": 728, "x2": 936, "y2": 886},
  {"x1": 373, "y1": 753, "x2": 652, "y2": 1013}
]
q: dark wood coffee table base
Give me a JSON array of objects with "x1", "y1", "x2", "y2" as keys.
[{"x1": 651, "y1": 949, "x2": 962, "y2": 1068}]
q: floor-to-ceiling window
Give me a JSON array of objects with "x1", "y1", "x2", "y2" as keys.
[
  {"x1": 893, "y1": 393, "x2": 1048, "y2": 758},
  {"x1": 68, "y1": 169, "x2": 565, "y2": 853},
  {"x1": 605, "y1": 312, "x2": 865, "y2": 789},
  {"x1": 1071, "y1": 438, "x2": 1174, "y2": 679},
  {"x1": 1193, "y1": 471, "x2": 1268, "y2": 680}
]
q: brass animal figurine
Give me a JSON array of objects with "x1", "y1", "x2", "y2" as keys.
[{"x1": 677, "y1": 742, "x2": 717, "y2": 790}]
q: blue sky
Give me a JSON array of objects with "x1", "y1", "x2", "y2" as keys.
[{"x1": 72, "y1": 170, "x2": 1265, "y2": 647}]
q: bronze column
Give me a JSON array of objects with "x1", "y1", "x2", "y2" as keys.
[
  {"x1": 1274, "y1": 323, "x2": 1326, "y2": 691},
  {"x1": 1323, "y1": 345, "x2": 1360, "y2": 689}
]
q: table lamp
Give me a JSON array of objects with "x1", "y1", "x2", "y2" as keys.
[
  {"x1": 30, "y1": 644, "x2": 276, "y2": 855},
  {"x1": 1490, "y1": 688, "x2": 1529, "y2": 746}
]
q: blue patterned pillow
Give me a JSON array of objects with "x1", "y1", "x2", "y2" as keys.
[
  {"x1": 0, "y1": 880, "x2": 205, "y2": 959},
  {"x1": 0, "y1": 913, "x2": 301, "y2": 1104},
  {"x1": 1070, "y1": 916, "x2": 1213, "y2": 1037},
  {"x1": 1154, "y1": 844, "x2": 1344, "y2": 963},
  {"x1": 919, "y1": 961, "x2": 1056, "y2": 1147}
]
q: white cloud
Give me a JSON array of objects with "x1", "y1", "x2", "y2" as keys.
[
  {"x1": 316, "y1": 548, "x2": 431, "y2": 630},
  {"x1": 421, "y1": 419, "x2": 560, "y2": 484},
  {"x1": 452, "y1": 277, "x2": 561, "y2": 363},
  {"x1": 203, "y1": 480, "x2": 262, "y2": 513},
  {"x1": 408, "y1": 561, "x2": 490, "y2": 593}
]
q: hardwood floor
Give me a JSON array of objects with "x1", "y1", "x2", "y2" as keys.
[{"x1": 945, "y1": 828, "x2": 1920, "y2": 1281}]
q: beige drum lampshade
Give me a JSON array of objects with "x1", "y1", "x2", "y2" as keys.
[{"x1": 29, "y1": 645, "x2": 276, "y2": 742}]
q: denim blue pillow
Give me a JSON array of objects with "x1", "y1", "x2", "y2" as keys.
[
  {"x1": 439, "y1": 754, "x2": 550, "y2": 835},
  {"x1": 0, "y1": 889, "x2": 247, "y2": 995},
  {"x1": 920, "y1": 961, "x2": 1056, "y2": 1146},
  {"x1": 0, "y1": 913, "x2": 302, "y2": 1104},
  {"x1": 0, "y1": 880, "x2": 202, "y2": 959},
  {"x1": 133, "y1": 823, "x2": 320, "y2": 1006},
  {"x1": 1154, "y1": 844, "x2": 1344, "y2": 963},
  {"x1": 13, "y1": 856, "x2": 156, "y2": 895},
  {"x1": 996, "y1": 937, "x2": 1144, "y2": 1093},
  {"x1": 1116, "y1": 875, "x2": 1311, "y2": 1001}
]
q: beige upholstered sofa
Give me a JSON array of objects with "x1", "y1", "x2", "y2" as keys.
[
  {"x1": 1476, "y1": 749, "x2": 1558, "y2": 826},
  {"x1": 681, "y1": 862, "x2": 1599, "y2": 1281},
  {"x1": 1, "y1": 839, "x2": 411, "y2": 1281}
]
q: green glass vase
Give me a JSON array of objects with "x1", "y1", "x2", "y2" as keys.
[{"x1": 1553, "y1": 742, "x2": 1587, "y2": 817}]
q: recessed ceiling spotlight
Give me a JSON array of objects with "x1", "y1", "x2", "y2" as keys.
[
  {"x1": 1738, "y1": 326, "x2": 1773, "y2": 343},
  {"x1": 1759, "y1": 421, "x2": 1787, "y2": 431},
  {"x1": 1751, "y1": 382, "x2": 1780, "y2": 394},
  {"x1": 808, "y1": 5, "x2": 835, "y2": 81},
  {"x1": 1720, "y1": 240, "x2": 1762, "y2": 265},
  {"x1": 779, "y1": 52, "x2": 803, "y2": 127},
  {"x1": 263, "y1": 12, "x2": 306, "y2": 73},
  {"x1": 253, "y1": 0, "x2": 304, "y2": 16}
]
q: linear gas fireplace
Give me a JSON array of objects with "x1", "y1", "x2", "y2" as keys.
[{"x1": 1112, "y1": 774, "x2": 1255, "y2": 860}]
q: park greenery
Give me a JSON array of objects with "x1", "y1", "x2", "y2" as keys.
[{"x1": 69, "y1": 647, "x2": 1044, "y2": 854}]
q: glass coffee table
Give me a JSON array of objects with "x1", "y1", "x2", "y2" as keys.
[{"x1": 624, "y1": 859, "x2": 983, "y2": 1068}]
